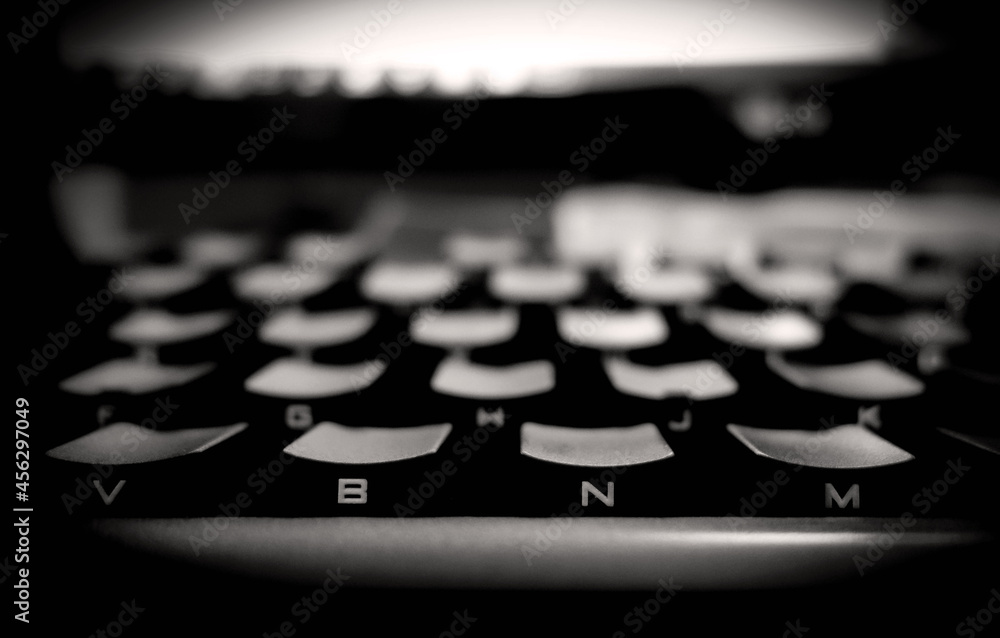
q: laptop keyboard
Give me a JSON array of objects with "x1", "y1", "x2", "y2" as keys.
[{"x1": 40, "y1": 180, "x2": 1000, "y2": 589}]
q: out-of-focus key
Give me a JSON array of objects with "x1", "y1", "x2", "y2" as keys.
[
  {"x1": 109, "y1": 309, "x2": 234, "y2": 346},
  {"x1": 259, "y1": 307, "x2": 377, "y2": 349},
  {"x1": 766, "y1": 352, "x2": 925, "y2": 400},
  {"x1": 625, "y1": 266, "x2": 715, "y2": 306},
  {"x1": 360, "y1": 261, "x2": 461, "y2": 306},
  {"x1": 285, "y1": 232, "x2": 374, "y2": 270},
  {"x1": 231, "y1": 263, "x2": 337, "y2": 303},
  {"x1": 411, "y1": 308, "x2": 519, "y2": 349},
  {"x1": 556, "y1": 306, "x2": 668, "y2": 350},
  {"x1": 726, "y1": 423, "x2": 914, "y2": 469},
  {"x1": 60, "y1": 359, "x2": 215, "y2": 395},
  {"x1": 179, "y1": 231, "x2": 263, "y2": 269},
  {"x1": 443, "y1": 233, "x2": 528, "y2": 268},
  {"x1": 520, "y1": 422, "x2": 673, "y2": 467},
  {"x1": 603, "y1": 356, "x2": 738, "y2": 400},
  {"x1": 700, "y1": 307, "x2": 822, "y2": 351},
  {"x1": 121, "y1": 264, "x2": 208, "y2": 303},
  {"x1": 488, "y1": 264, "x2": 587, "y2": 304},
  {"x1": 244, "y1": 358, "x2": 385, "y2": 399},
  {"x1": 734, "y1": 266, "x2": 842, "y2": 308},
  {"x1": 46, "y1": 422, "x2": 247, "y2": 464},
  {"x1": 431, "y1": 355, "x2": 554, "y2": 399},
  {"x1": 845, "y1": 311, "x2": 969, "y2": 347},
  {"x1": 284, "y1": 422, "x2": 452, "y2": 464}
]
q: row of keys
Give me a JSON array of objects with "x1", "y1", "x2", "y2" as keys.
[{"x1": 48, "y1": 419, "x2": 997, "y2": 470}]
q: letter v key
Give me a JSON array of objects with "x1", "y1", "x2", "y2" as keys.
[{"x1": 94, "y1": 480, "x2": 126, "y2": 505}]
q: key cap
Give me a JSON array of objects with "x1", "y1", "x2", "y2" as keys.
[
  {"x1": 109, "y1": 309, "x2": 234, "y2": 345},
  {"x1": 844, "y1": 311, "x2": 969, "y2": 347},
  {"x1": 623, "y1": 266, "x2": 715, "y2": 306},
  {"x1": 443, "y1": 233, "x2": 528, "y2": 268},
  {"x1": 285, "y1": 232, "x2": 374, "y2": 270},
  {"x1": 520, "y1": 422, "x2": 673, "y2": 467},
  {"x1": 727, "y1": 423, "x2": 913, "y2": 469},
  {"x1": 700, "y1": 307, "x2": 822, "y2": 351},
  {"x1": 121, "y1": 264, "x2": 208, "y2": 304},
  {"x1": 60, "y1": 359, "x2": 216, "y2": 395},
  {"x1": 360, "y1": 261, "x2": 462, "y2": 306},
  {"x1": 431, "y1": 355, "x2": 555, "y2": 400},
  {"x1": 259, "y1": 307, "x2": 377, "y2": 350},
  {"x1": 765, "y1": 352, "x2": 924, "y2": 400},
  {"x1": 603, "y1": 356, "x2": 738, "y2": 401},
  {"x1": 410, "y1": 307, "x2": 519, "y2": 349},
  {"x1": 47, "y1": 422, "x2": 248, "y2": 465},
  {"x1": 179, "y1": 230, "x2": 264, "y2": 269},
  {"x1": 232, "y1": 263, "x2": 337, "y2": 304},
  {"x1": 45, "y1": 421, "x2": 251, "y2": 517},
  {"x1": 556, "y1": 306, "x2": 668, "y2": 350},
  {"x1": 244, "y1": 358, "x2": 385, "y2": 399},
  {"x1": 284, "y1": 422, "x2": 452, "y2": 464},
  {"x1": 487, "y1": 264, "x2": 586, "y2": 304},
  {"x1": 938, "y1": 429, "x2": 1000, "y2": 456},
  {"x1": 515, "y1": 421, "x2": 681, "y2": 517}
]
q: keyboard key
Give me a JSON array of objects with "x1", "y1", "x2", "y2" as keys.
[
  {"x1": 765, "y1": 352, "x2": 924, "y2": 400},
  {"x1": 556, "y1": 306, "x2": 668, "y2": 350},
  {"x1": 284, "y1": 422, "x2": 452, "y2": 464},
  {"x1": 844, "y1": 311, "x2": 970, "y2": 347},
  {"x1": 285, "y1": 231, "x2": 375, "y2": 270},
  {"x1": 603, "y1": 356, "x2": 738, "y2": 400},
  {"x1": 443, "y1": 233, "x2": 528, "y2": 268},
  {"x1": 734, "y1": 265, "x2": 842, "y2": 308},
  {"x1": 700, "y1": 307, "x2": 822, "y2": 351},
  {"x1": 232, "y1": 263, "x2": 338, "y2": 303},
  {"x1": 179, "y1": 231, "x2": 264, "y2": 269},
  {"x1": 244, "y1": 358, "x2": 385, "y2": 399},
  {"x1": 108, "y1": 309, "x2": 234, "y2": 345},
  {"x1": 46, "y1": 422, "x2": 248, "y2": 464},
  {"x1": 259, "y1": 307, "x2": 377, "y2": 349},
  {"x1": 726, "y1": 423, "x2": 914, "y2": 469},
  {"x1": 520, "y1": 422, "x2": 673, "y2": 467},
  {"x1": 431, "y1": 355, "x2": 554, "y2": 399},
  {"x1": 623, "y1": 266, "x2": 714, "y2": 306},
  {"x1": 360, "y1": 261, "x2": 461, "y2": 306},
  {"x1": 60, "y1": 358, "x2": 215, "y2": 395},
  {"x1": 410, "y1": 308, "x2": 519, "y2": 349},
  {"x1": 121, "y1": 264, "x2": 208, "y2": 303},
  {"x1": 487, "y1": 264, "x2": 586, "y2": 304}
]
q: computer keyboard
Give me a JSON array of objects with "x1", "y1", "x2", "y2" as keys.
[
  {"x1": 35, "y1": 177, "x2": 998, "y2": 572},
  {"x1": 10, "y1": 165, "x2": 994, "y2": 638}
]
